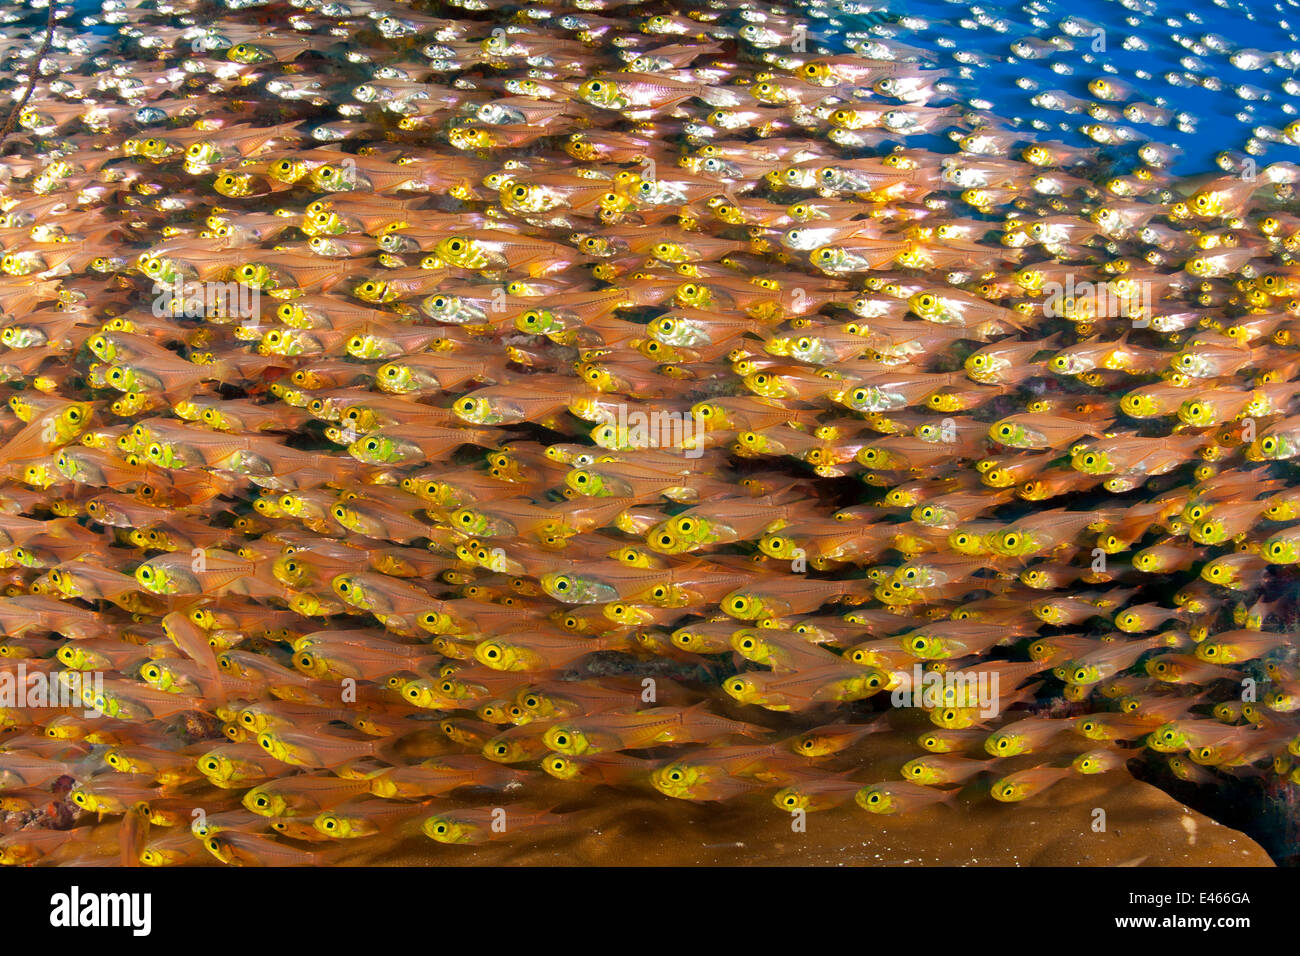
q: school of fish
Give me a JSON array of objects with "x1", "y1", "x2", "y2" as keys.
[{"x1": 0, "y1": 0, "x2": 1295, "y2": 866}]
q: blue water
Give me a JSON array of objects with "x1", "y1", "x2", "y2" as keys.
[
  {"x1": 808, "y1": 0, "x2": 1300, "y2": 175},
  {"x1": 27, "y1": 0, "x2": 1300, "y2": 176}
]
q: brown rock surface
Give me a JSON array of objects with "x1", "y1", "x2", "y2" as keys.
[{"x1": 326, "y1": 772, "x2": 1272, "y2": 867}]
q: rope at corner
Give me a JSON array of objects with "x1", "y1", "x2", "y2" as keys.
[{"x1": 0, "y1": 1, "x2": 59, "y2": 150}]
